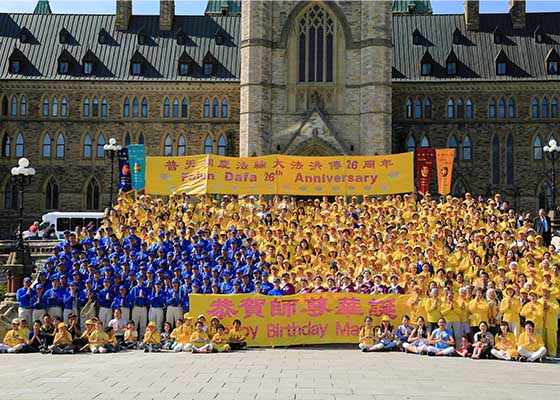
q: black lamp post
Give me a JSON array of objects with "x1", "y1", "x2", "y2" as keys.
[
  {"x1": 543, "y1": 138, "x2": 560, "y2": 213},
  {"x1": 10, "y1": 157, "x2": 35, "y2": 253},
  {"x1": 104, "y1": 137, "x2": 122, "y2": 209}
]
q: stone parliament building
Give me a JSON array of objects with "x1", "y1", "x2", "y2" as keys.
[{"x1": 0, "y1": 0, "x2": 559, "y2": 237}]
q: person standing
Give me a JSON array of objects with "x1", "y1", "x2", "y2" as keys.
[
  {"x1": 131, "y1": 276, "x2": 149, "y2": 338},
  {"x1": 539, "y1": 287, "x2": 559, "y2": 357},
  {"x1": 533, "y1": 209, "x2": 552, "y2": 247},
  {"x1": 16, "y1": 277, "x2": 34, "y2": 328},
  {"x1": 148, "y1": 281, "x2": 166, "y2": 331}
]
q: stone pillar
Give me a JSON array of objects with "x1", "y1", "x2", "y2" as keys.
[
  {"x1": 160, "y1": 0, "x2": 175, "y2": 32},
  {"x1": 508, "y1": 0, "x2": 526, "y2": 30},
  {"x1": 239, "y1": 0, "x2": 272, "y2": 157},
  {"x1": 464, "y1": 0, "x2": 480, "y2": 31},
  {"x1": 115, "y1": 0, "x2": 132, "y2": 31},
  {"x1": 0, "y1": 249, "x2": 33, "y2": 322}
]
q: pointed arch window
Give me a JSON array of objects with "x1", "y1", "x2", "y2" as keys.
[
  {"x1": 83, "y1": 97, "x2": 90, "y2": 117},
  {"x1": 532, "y1": 97, "x2": 539, "y2": 119},
  {"x1": 163, "y1": 97, "x2": 170, "y2": 118},
  {"x1": 4, "y1": 181, "x2": 18, "y2": 209},
  {"x1": 542, "y1": 97, "x2": 549, "y2": 118},
  {"x1": 1, "y1": 96, "x2": 8, "y2": 116},
  {"x1": 498, "y1": 98, "x2": 506, "y2": 119},
  {"x1": 447, "y1": 99, "x2": 454, "y2": 119},
  {"x1": 212, "y1": 98, "x2": 219, "y2": 118},
  {"x1": 492, "y1": 135, "x2": 500, "y2": 185},
  {"x1": 465, "y1": 98, "x2": 473, "y2": 119},
  {"x1": 42, "y1": 133, "x2": 52, "y2": 158},
  {"x1": 406, "y1": 135, "x2": 416, "y2": 152},
  {"x1": 132, "y1": 97, "x2": 139, "y2": 118},
  {"x1": 164, "y1": 135, "x2": 173, "y2": 156},
  {"x1": 539, "y1": 181, "x2": 554, "y2": 211},
  {"x1": 489, "y1": 97, "x2": 496, "y2": 118},
  {"x1": 61, "y1": 96, "x2": 68, "y2": 117},
  {"x1": 92, "y1": 97, "x2": 99, "y2": 117},
  {"x1": 56, "y1": 134, "x2": 65, "y2": 158},
  {"x1": 405, "y1": 98, "x2": 413, "y2": 119},
  {"x1": 218, "y1": 135, "x2": 227, "y2": 155},
  {"x1": 414, "y1": 99, "x2": 422, "y2": 119},
  {"x1": 533, "y1": 135, "x2": 543, "y2": 160},
  {"x1": 86, "y1": 178, "x2": 100, "y2": 210},
  {"x1": 83, "y1": 133, "x2": 93, "y2": 158},
  {"x1": 43, "y1": 97, "x2": 49, "y2": 117},
  {"x1": 52, "y1": 96, "x2": 59, "y2": 117},
  {"x1": 420, "y1": 134, "x2": 430, "y2": 148},
  {"x1": 177, "y1": 135, "x2": 186, "y2": 156},
  {"x1": 2, "y1": 134, "x2": 10, "y2": 157},
  {"x1": 124, "y1": 132, "x2": 131, "y2": 146},
  {"x1": 45, "y1": 178, "x2": 59, "y2": 209},
  {"x1": 463, "y1": 135, "x2": 472, "y2": 161},
  {"x1": 123, "y1": 97, "x2": 130, "y2": 117},
  {"x1": 172, "y1": 98, "x2": 179, "y2": 118},
  {"x1": 11, "y1": 95, "x2": 18, "y2": 116},
  {"x1": 507, "y1": 98, "x2": 516, "y2": 118},
  {"x1": 20, "y1": 95, "x2": 27, "y2": 116},
  {"x1": 452, "y1": 179, "x2": 468, "y2": 197},
  {"x1": 138, "y1": 132, "x2": 145, "y2": 144},
  {"x1": 221, "y1": 98, "x2": 228, "y2": 118},
  {"x1": 101, "y1": 97, "x2": 108, "y2": 117},
  {"x1": 181, "y1": 98, "x2": 188, "y2": 118},
  {"x1": 204, "y1": 98, "x2": 210, "y2": 118},
  {"x1": 97, "y1": 133, "x2": 106, "y2": 158},
  {"x1": 141, "y1": 98, "x2": 148, "y2": 118},
  {"x1": 552, "y1": 98, "x2": 558, "y2": 118},
  {"x1": 297, "y1": 3, "x2": 336, "y2": 83},
  {"x1": 15, "y1": 133, "x2": 24, "y2": 157},
  {"x1": 448, "y1": 135, "x2": 458, "y2": 160},
  {"x1": 506, "y1": 134, "x2": 514, "y2": 185},
  {"x1": 204, "y1": 135, "x2": 213, "y2": 154},
  {"x1": 424, "y1": 98, "x2": 432, "y2": 119},
  {"x1": 456, "y1": 98, "x2": 464, "y2": 119}
]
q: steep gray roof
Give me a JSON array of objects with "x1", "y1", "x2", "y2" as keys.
[
  {"x1": 393, "y1": 12, "x2": 560, "y2": 81},
  {"x1": 0, "y1": 13, "x2": 240, "y2": 81}
]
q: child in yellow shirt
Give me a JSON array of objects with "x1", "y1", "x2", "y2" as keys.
[
  {"x1": 186, "y1": 321, "x2": 212, "y2": 353},
  {"x1": 140, "y1": 321, "x2": 162, "y2": 352},
  {"x1": 89, "y1": 321, "x2": 110, "y2": 353},
  {"x1": 49, "y1": 322, "x2": 74, "y2": 354},
  {"x1": 211, "y1": 324, "x2": 231, "y2": 352}
]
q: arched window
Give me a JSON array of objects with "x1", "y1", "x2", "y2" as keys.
[
  {"x1": 489, "y1": 97, "x2": 496, "y2": 118},
  {"x1": 420, "y1": 134, "x2": 430, "y2": 148},
  {"x1": 447, "y1": 99, "x2": 454, "y2": 119},
  {"x1": 52, "y1": 96, "x2": 59, "y2": 117},
  {"x1": 83, "y1": 97, "x2": 90, "y2": 117},
  {"x1": 4, "y1": 181, "x2": 18, "y2": 209},
  {"x1": 463, "y1": 135, "x2": 472, "y2": 161},
  {"x1": 101, "y1": 97, "x2": 108, "y2": 117},
  {"x1": 538, "y1": 181, "x2": 554, "y2": 211},
  {"x1": 123, "y1": 97, "x2": 130, "y2": 117},
  {"x1": 1, "y1": 134, "x2": 10, "y2": 157},
  {"x1": 221, "y1": 98, "x2": 228, "y2": 118},
  {"x1": 424, "y1": 98, "x2": 432, "y2": 119},
  {"x1": 85, "y1": 178, "x2": 100, "y2": 210},
  {"x1": 138, "y1": 132, "x2": 145, "y2": 144},
  {"x1": 42, "y1": 133, "x2": 52, "y2": 158},
  {"x1": 83, "y1": 133, "x2": 93, "y2": 158},
  {"x1": 15, "y1": 132, "x2": 24, "y2": 157},
  {"x1": 542, "y1": 97, "x2": 549, "y2": 118},
  {"x1": 204, "y1": 98, "x2": 210, "y2": 118},
  {"x1": 218, "y1": 135, "x2": 227, "y2": 155},
  {"x1": 456, "y1": 98, "x2": 464, "y2": 119},
  {"x1": 465, "y1": 98, "x2": 473, "y2": 119},
  {"x1": 414, "y1": 98, "x2": 422, "y2": 119},
  {"x1": 56, "y1": 134, "x2": 65, "y2": 158},
  {"x1": 163, "y1": 97, "x2": 170, "y2": 117},
  {"x1": 43, "y1": 97, "x2": 49, "y2": 117},
  {"x1": 181, "y1": 98, "x2": 188, "y2": 118},
  {"x1": 141, "y1": 98, "x2": 148, "y2": 118},
  {"x1": 132, "y1": 97, "x2": 139, "y2": 117},
  {"x1": 164, "y1": 134, "x2": 173, "y2": 156},
  {"x1": 492, "y1": 134, "x2": 500, "y2": 184},
  {"x1": 20, "y1": 95, "x2": 27, "y2": 116},
  {"x1": 297, "y1": 3, "x2": 336, "y2": 82},
  {"x1": 61, "y1": 96, "x2": 68, "y2": 117},
  {"x1": 177, "y1": 135, "x2": 186, "y2": 156},
  {"x1": 506, "y1": 134, "x2": 514, "y2": 185},
  {"x1": 1, "y1": 96, "x2": 8, "y2": 116},
  {"x1": 406, "y1": 135, "x2": 416, "y2": 152},
  {"x1": 533, "y1": 135, "x2": 543, "y2": 160},
  {"x1": 45, "y1": 178, "x2": 59, "y2": 209},
  {"x1": 92, "y1": 97, "x2": 99, "y2": 117},
  {"x1": 212, "y1": 98, "x2": 219, "y2": 118},
  {"x1": 124, "y1": 132, "x2": 131, "y2": 146},
  {"x1": 405, "y1": 98, "x2": 413, "y2": 119},
  {"x1": 448, "y1": 135, "x2": 458, "y2": 160},
  {"x1": 172, "y1": 98, "x2": 179, "y2": 118},
  {"x1": 498, "y1": 98, "x2": 506, "y2": 119},
  {"x1": 97, "y1": 133, "x2": 106, "y2": 158},
  {"x1": 507, "y1": 97, "x2": 516, "y2": 118},
  {"x1": 10, "y1": 95, "x2": 17, "y2": 116},
  {"x1": 452, "y1": 179, "x2": 468, "y2": 197},
  {"x1": 552, "y1": 98, "x2": 558, "y2": 118},
  {"x1": 532, "y1": 97, "x2": 539, "y2": 119},
  {"x1": 204, "y1": 135, "x2": 213, "y2": 154}
]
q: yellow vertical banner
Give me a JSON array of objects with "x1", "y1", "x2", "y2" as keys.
[{"x1": 435, "y1": 149, "x2": 455, "y2": 195}]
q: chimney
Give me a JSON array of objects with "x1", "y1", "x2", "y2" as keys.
[
  {"x1": 464, "y1": 0, "x2": 480, "y2": 31},
  {"x1": 509, "y1": 0, "x2": 526, "y2": 30},
  {"x1": 160, "y1": 0, "x2": 175, "y2": 32},
  {"x1": 115, "y1": 0, "x2": 132, "y2": 31}
]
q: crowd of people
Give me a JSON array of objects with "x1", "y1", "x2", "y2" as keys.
[{"x1": 3, "y1": 192, "x2": 559, "y2": 361}]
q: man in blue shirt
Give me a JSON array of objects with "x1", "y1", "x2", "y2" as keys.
[
  {"x1": 31, "y1": 284, "x2": 47, "y2": 323},
  {"x1": 45, "y1": 277, "x2": 64, "y2": 318},
  {"x1": 267, "y1": 278, "x2": 285, "y2": 296},
  {"x1": 112, "y1": 285, "x2": 134, "y2": 322},
  {"x1": 166, "y1": 279, "x2": 184, "y2": 326},
  {"x1": 62, "y1": 281, "x2": 79, "y2": 324},
  {"x1": 130, "y1": 275, "x2": 149, "y2": 337},
  {"x1": 148, "y1": 280, "x2": 166, "y2": 331},
  {"x1": 16, "y1": 277, "x2": 34, "y2": 327},
  {"x1": 97, "y1": 278, "x2": 114, "y2": 328}
]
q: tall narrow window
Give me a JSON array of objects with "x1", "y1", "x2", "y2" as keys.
[
  {"x1": 533, "y1": 135, "x2": 543, "y2": 160},
  {"x1": 141, "y1": 98, "x2": 148, "y2": 118},
  {"x1": 83, "y1": 97, "x2": 90, "y2": 117},
  {"x1": 164, "y1": 135, "x2": 173, "y2": 156},
  {"x1": 56, "y1": 134, "x2": 65, "y2": 158},
  {"x1": 221, "y1": 98, "x2": 228, "y2": 118},
  {"x1": 10, "y1": 96, "x2": 17, "y2": 116},
  {"x1": 132, "y1": 98, "x2": 139, "y2": 118},
  {"x1": 465, "y1": 98, "x2": 473, "y2": 119},
  {"x1": 83, "y1": 133, "x2": 92, "y2": 158},
  {"x1": 424, "y1": 98, "x2": 432, "y2": 119},
  {"x1": 43, "y1": 97, "x2": 49, "y2": 117},
  {"x1": 177, "y1": 135, "x2": 186, "y2": 156},
  {"x1": 138, "y1": 132, "x2": 144, "y2": 144},
  {"x1": 101, "y1": 97, "x2": 108, "y2": 117},
  {"x1": 406, "y1": 135, "x2": 416, "y2": 152},
  {"x1": 297, "y1": 3, "x2": 336, "y2": 82},
  {"x1": 204, "y1": 98, "x2": 210, "y2": 118},
  {"x1": 124, "y1": 132, "x2": 131, "y2": 146},
  {"x1": 204, "y1": 135, "x2": 213, "y2": 154},
  {"x1": 172, "y1": 98, "x2": 179, "y2": 118},
  {"x1": 20, "y1": 96, "x2": 27, "y2": 116},
  {"x1": 1, "y1": 134, "x2": 10, "y2": 157},
  {"x1": 498, "y1": 98, "x2": 506, "y2": 119},
  {"x1": 552, "y1": 98, "x2": 558, "y2": 118},
  {"x1": 15, "y1": 133, "x2": 24, "y2": 157},
  {"x1": 218, "y1": 135, "x2": 227, "y2": 156},
  {"x1": 489, "y1": 97, "x2": 496, "y2": 118},
  {"x1": 415, "y1": 99, "x2": 422, "y2": 119},
  {"x1": 449, "y1": 135, "x2": 458, "y2": 160},
  {"x1": 506, "y1": 134, "x2": 514, "y2": 185},
  {"x1": 97, "y1": 134, "x2": 106, "y2": 158},
  {"x1": 508, "y1": 98, "x2": 516, "y2": 118},
  {"x1": 45, "y1": 178, "x2": 59, "y2": 209},
  {"x1": 163, "y1": 97, "x2": 170, "y2": 118},
  {"x1": 492, "y1": 135, "x2": 500, "y2": 185},
  {"x1": 212, "y1": 98, "x2": 219, "y2": 118},
  {"x1": 405, "y1": 98, "x2": 413, "y2": 119},
  {"x1": 42, "y1": 133, "x2": 52, "y2": 158},
  {"x1": 92, "y1": 97, "x2": 99, "y2": 117},
  {"x1": 181, "y1": 98, "x2": 188, "y2": 118},
  {"x1": 123, "y1": 97, "x2": 130, "y2": 117},
  {"x1": 4, "y1": 181, "x2": 18, "y2": 209},
  {"x1": 61, "y1": 97, "x2": 68, "y2": 117},
  {"x1": 1, "y1": 96, "x2": 7, "y2": 116},
  {"x1": 86, "y1": 178, "x2": 100, "y2": 210},
  {"x1": 52, "y1": 96, "x2": 59, "y2": 117},
  {"x1": 420, "y1": 134, "x2": 430, "y2": 148},
  {"x1": 532, "y1": 97, "x2": 539, "y2": 119},
  {"x1": 456, "y1": 98, "x2": 464, "y2": 119},
  {"x1": 542, "y1": 97, "x2": 549, "y2": 118},
  {"x1": 463, "y1": 135, "x2": 472, "y2": 161},
  {"x1": 447, "y1": 99, "x2": 454, "y2": 119}
]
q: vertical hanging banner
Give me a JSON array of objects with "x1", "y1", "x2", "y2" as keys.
[
  {"x1": 127, "y1": 144, "x2": 146, "y2": 191},
  {"x1": 118, "y1": 149, "x2": 132, "y2": 193},
  {"x1": 436, "y1": 149, "x2": 455, "y2": 195},
  {"x1": 415, "y1": 148, "x2": 435, "y2": 195}
]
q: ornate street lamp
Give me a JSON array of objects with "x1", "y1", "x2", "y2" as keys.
[
  {"x1": 543, "y1": 138, "x2": 560, "y2": 214},
  {"x1": 103, "y1": 137, "x2": 121, "y2": 209},
  {"x1": 10, "y1": 157, "x2": 35, "y2": 253}
]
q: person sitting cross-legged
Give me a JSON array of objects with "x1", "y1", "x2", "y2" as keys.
[
  {"x1": 517, "y1": 320, "x2": 547, "y2": 362},
  {"x1": 186, "y1": 321, "x2": 212, "y2": 353},
  {"x1": 424, "y1": 318, "x2": 455, "y2": 356}
]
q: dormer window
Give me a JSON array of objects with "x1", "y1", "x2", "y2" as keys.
[
  {"x1": 98, "y1": 31, "x2": 107, "y2": 44},
  {"x1": 412, "y1": 29, "x2": 421, "y2": 45},
  {"x1": 215, "y1": 30, "x2": 224, "y2": 46},
  {"x1": 84, "y1": 61, "x2": 93, "y2": 75},
  {"x1": 545, "y1": 48, "x2": 560, "y2": 75},
  {"x1": 59, "y1": 61, "x2": 69, "y2": 74},
  {"x1": 203, "y1": 52, "x2": 216, "y2": 77},
  {"x1": 130, "y1": 50, "x2": 144, "y2": 76},
  {"x1": 452, "y1": 28, "x2": 461, "y2": 45},
  {"x1": 447, "y1": 61, "x2": 457, "y2": 75},
  {"x1": 177, "y1": 33, "x2": 185, "y2": 45},
  {"x1": 548, "y1": 61, "x2": 559, "y2": 75},
  {"x1": 408, "y1": 4, "x2": 416, "y2": 14},
  {"x1": 221, "y1": 5, "x2": 229, "y2": 16},
  {"x1": 59, "y1": 28, "x2": 69, "y2": 44},
  {"x1": 204, "y1": 62, "x2": 214, "y2": 77},
  {"x1": 8, "y1": 49, "x2": 24, "y2": 74},
  {"x1": 132, "y1": 62, "x2": 142, "y2": 75},
  {"x1": 534, "y1": 25, "x2": 544, "y2": 43},
  {"x1": 9, "y1": 60, "x2": 21, "y2": 74},
  {"x1": 19, "y1": 28, "x2": 30, "y2": 44},
  {"x1": 493, "y1": 27, "x2": 503, "y2": 45},
  {"x1": 420, "y1": 49, "x2": 433, "y2": 76},
  {"x1": 496, "y1": 61, "x2": 507, "y2": 75},
  {"x1": 179, "y1": 62, "x2": 189, "y2": 76},
  {"x1": 138, "y1": 32, "x2": 148, "y2": 46}
]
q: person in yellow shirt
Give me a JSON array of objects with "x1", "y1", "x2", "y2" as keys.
[
  {"x1": 468, "y1": 288, "x2": 489, "y2": 337},
  {"x1": 49, "y1": 322, "x2": 74, "y2": 354},
  {"x1": 173, "y1": 314, "x2": 193, "y2": 352},
  {"x1": 500, "y1": 286, "x2": 521, "y2": 338},
  {"x1": 122, "y1": 320, "x2": 139, "y2": 350},
  {"x1": 440, "y1": 291, "x2": 462, "y2": 344},
  {"x1": 105, "y1": 327, "x2": 119, "y2": 353},
  {"x1": 520, "y1": 291, "x2": 544, "y2": 335},
  {"x1": 211, "y1": 324, "x2": 231, "y2": 352},
  {"x1": 358, "y1": 316, "x2": 376, "y2": 352},
  {"x1": 140, "y1": 321, "x2": 162, "y2": 352},
  {"x1": 490, "y1": 322, "x2": 518, "y2": 361},
  {"x1": 89, "y1": 320, "x2": 110, "y2": 353},
  {"x1": 0, "y1": 318, "x2": 27, "y2": 353},
  {"x1": 424, "y1": 288, "x2": 441, "y2": 332},
  {"x1": 186, "y1": 320, "x2": 212, "y2": 353},
  {"x1": 228, "y1": 319, "x2": 248, "y2": 350},
  {"x1": 517, "y1": 320, "x2": 547, "y2": 362},
  {"x1": 539, "y1": 287, "x2": 559, "y2": 357}
]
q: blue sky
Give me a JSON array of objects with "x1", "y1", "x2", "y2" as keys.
[{"x1": 2, "y1": 1, "x2": 560, "y2": 14}]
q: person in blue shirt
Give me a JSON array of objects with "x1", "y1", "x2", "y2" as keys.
[
  {"x1": 63, "y1": 281, "x2": 79, "y2": 324},
  {"x1": 31, "y1": 284, "x2": 47, "y2": 323},
  {"x1": 45, "y1": 277, "x2": 64, "y2": 318},
  {"x1": 219, "y1": 272, "x2": 233, "y2": 294},
  {"x1": 97, "y1": 279, "x2": 114, "y2": 328},
  {"x1": 130, "y1": 275, "x2": 149, "y2": 337},
  {"x1": 424, "y1": 318, "x2": 456, "y2": 356},
  {"x1": 112, "y1": 285, "x2": 134, "y2": 322},
  {"x1": 166, "y1": 279, "x2": 184, "y2": 325},
  {"x1": 395, "y1": 315, "x2": 414, "y2": 351},
  {"x1": 16, "y1": 277, "x2": 34, "y2": 328},
  {"x1": 148, "y1": 280, "x2": 166, "y2": 331},
  {"x1": 268, "y1": 278, "x2": 285, "y2": 296},
  {"x1": 261, "y1": 272, "x2": 273, "y2": 294}
]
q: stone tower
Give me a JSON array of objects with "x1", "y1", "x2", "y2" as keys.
[{"x1": 240, "y1": 0, "x2": 393, "y2": 157}]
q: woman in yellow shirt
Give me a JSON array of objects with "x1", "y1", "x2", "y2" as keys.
[
  {"x1": 520, "y1": 291, "x2": 544, "y2": 335},
  {"x1": 490, "y1": 322, "x2": 518, "y2": 361},
  {"x1": 468, "y1": 288, "x2": 489, "y2": 337},
  {"x1": 500, "y1": 286, "x2": 521, "y2": 338},
  {"x1": 424, "y1": 288, "x2": 441, "y2": 332},
  {"x1": 173, "y1": 315, "x2": 193, "y2": 352},
  {"x1": 186, "y1": 321, "x2": 212, "y2": 353},
  {"x1": 0, "y1": 318, "x2": 27, "y2": 353},
  {"x1": 517, "y1": 320, "x2": 547, "y2": 362},
  {"x1": 358, "y1": 316, "x2": 376, "y2": 352}
]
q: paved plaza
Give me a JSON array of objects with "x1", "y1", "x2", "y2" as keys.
[{"x1": 0, "y1": 348, "x2": 558, "y2": 400}]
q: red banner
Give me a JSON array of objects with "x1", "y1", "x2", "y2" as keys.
[{"x1": 415, "y1": 148, "x2": 435, "y2": 195}]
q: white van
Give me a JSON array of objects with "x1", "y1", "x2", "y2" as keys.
[{"x1": 24, "y1": 212, "x2": 105, "y2": 240}]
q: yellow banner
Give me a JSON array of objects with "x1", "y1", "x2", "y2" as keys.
[
  {"x1": 190, "y1": 293, "x2": 412, "y2": 347},
  {"x1": 145, "y1": 153, "x2": 414, "y2": 195},
  {"x1": 436, "y1": 149, "x2": 454, "y2": 195}
]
